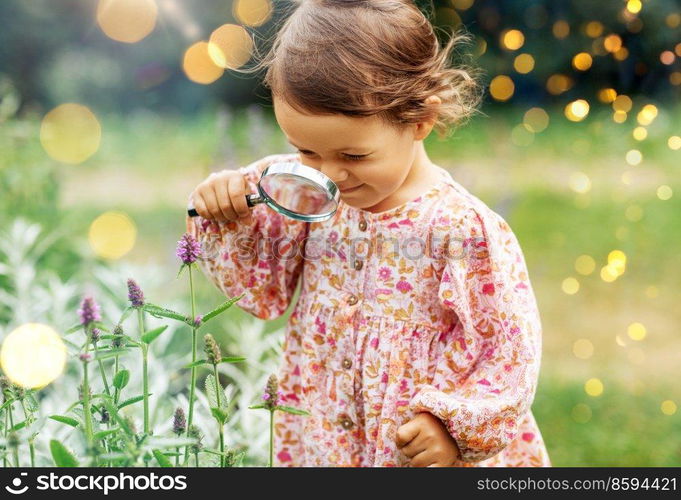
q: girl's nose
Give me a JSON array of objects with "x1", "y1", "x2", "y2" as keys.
[{"x1": 319, "y1": 162, "x2": 349, "y2": 185}]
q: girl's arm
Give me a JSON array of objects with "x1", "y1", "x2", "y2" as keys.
[
  {"x1": 185, "y1": 154, "x2": 310, "y2": 320},
  {"x1": 409, "y1": 207, "x2": 543, "y2": 463}
]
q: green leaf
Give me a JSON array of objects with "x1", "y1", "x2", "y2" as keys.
[
  {"x1": 210, "y1": 407, "x2": 229, "y2": 424},
  {"x1": 275, "y1": 405, "x2": 311, "y2": 416},
  {"x1": 94, "y1": 428, "x2": 120, "y2": 440},
  {"x1": 153, "y1": 449, "x2": 173, "y2": 467},
  {"x1": 118, "y1": 306, "x2": 134, "y2": 325},
  {"x1": 10, "y1": 420, "x2": 28, "y2": 432},
  {"x1": 49, "y1": 415, "x2": 80, "y2": 428},
  {"x1": 183, "y1": 359, "x2": 208, "y2": 369},
  {"x1": 113, "y1": 369, "x2": 130, "y2": 390},
  {"x1": 201, "y1": 294, "x2": 245, "y2": 324},
  {"x1": 118, "y1": 394, "x2": 150, "y2": 409},
  {"x1": 141, "y1": 325, "x2": 169, "y2": 344},
  {"x1": 219, "y1": 356, "x2": 246, "y2": 364},
  {"x1": 176, "y1": 264, "x2": 187, "y2": 280},
  {"x1": 248, "y1": 404, "x2": 266, "y2": 410},
  {"x1": 205, "y1": 374, "x2": 218, "y2": 409},
  {"x1": 50, "y1": 440, "x2": 79, "y2": 467},
  {"x1": 92, "y1": 322, "x2": 110, "y2": 332},
  {"x1": 64, "y1": 323, "x2": 83, "y2": 335},
  {"x1": 99, "y1": 396, "x2": 135, "y2": 437},
  {"x1": 0, "y1": 398, "x2": 16, "y2": 413},
  {"x1": 95, "y1": 349, "x2": 131, "y2": 361},
  {"x1": 143, "y1": 303, "x2": 189, "y2": 325}
]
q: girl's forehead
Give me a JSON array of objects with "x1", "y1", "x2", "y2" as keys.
[{"x1": 273, "y1": 96, "x2": 401, "y2": 148}]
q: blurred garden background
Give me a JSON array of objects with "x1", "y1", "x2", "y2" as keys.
[{"x1": 0, "y1": 0, "x2": 679, "y2": 466}]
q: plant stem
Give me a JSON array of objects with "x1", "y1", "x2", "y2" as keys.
[
  {"x1": 184, "y1": 265, "x2": 198, "y2": 463},
  {"x1": 97, "y1": 358, "x2": 111, "y2": 396},
  {"x1": 2, "y1": 408, "x2": 7, "y2": 467},
  {"x1": 113, "y1": 356, "x2": 120, "y2": 405},
  {"x1": 175, "y1": 446, "x2": 179, "y2": 467},
  {"x1": 213, "y1": 364, "x2": 224, "y2": 467},
  {"x1": 82, "y1": 360, "x2": 94, "y2": 448},
  {"x1": 19, "y1": 398, "x2": 35, "y2": 467},
  {"x1": 194, "y1": 452, "x2": 199, "y2": 467},
  {"x1": 138, "y1": 308, "x2": 150, "y2": 436},
  {"x1": 82, "y1": 326, "x2": 94, "y2": 450},
  {"x1": 269, "y1": 410, "x2": 274, "y2": 467}
]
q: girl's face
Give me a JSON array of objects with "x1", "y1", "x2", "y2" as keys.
[{"x1": 272, "y1": 95, "x2": 434, "y2": 212}]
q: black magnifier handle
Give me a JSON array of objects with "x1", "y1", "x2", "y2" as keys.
[{"x1": 187, "y1": 193, "x2": 263, "y2": 217}]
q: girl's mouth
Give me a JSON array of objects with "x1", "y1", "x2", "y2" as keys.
[{"x1": 339, "y1": 183, "x2": 364, "y2": 194}]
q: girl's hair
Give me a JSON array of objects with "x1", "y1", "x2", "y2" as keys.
[{"x1": 243, "y1": 0, "x2": 484, "y2": 139}]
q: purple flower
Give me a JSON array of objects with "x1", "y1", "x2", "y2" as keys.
[
  {"x1": 90, "y1": 328, "x2": 101, "y2": 343},
  {"x1": 173, "y1": 407, "x2": 186, "y2": 435},
  {"x1": 193, "y1": 315, "x2": 203, "y2": 328},
  {"x1": 263, "y1": 374, "x2": 281, "y2": 410},
  {"x1": 127, "y1": 278, "x2": 145, "y2": 308},
  {"x1": 79, "y1": 353, "x2": 92, "y2": 363},
  {"x1": 78, "y1": 296, "x2": 101, "y2": 326},
  {"x1": 176, "y1": 233, "x2": 202, "y2": 265}
]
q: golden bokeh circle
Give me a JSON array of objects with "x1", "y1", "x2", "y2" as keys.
[
  {"x1": 208, "y1": 24, "x2": 254, "y2": 70},
  {"x1": 88, "y1": 211, "x2": 137, "y2": 260},
  {"x1": 183, "y1": 41, "x2": 224, "y2": 85},
  {"x1": 96, "y1": 0, "x2": 158, "y2": 44},
  {"x1": 1, "y1": 323, "x2": 67, "y2": 389},
  {"x1": 40, "y1": 104, "x2": 101, "y2": 165}
]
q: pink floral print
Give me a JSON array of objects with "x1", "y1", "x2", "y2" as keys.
[{"x1": 186, "y1": 153, "x2": 551, "y2": 467}]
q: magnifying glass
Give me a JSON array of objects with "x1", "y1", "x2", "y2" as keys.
[{"x1": 187, "y1": 160, "x2": 340, "y2": 222}]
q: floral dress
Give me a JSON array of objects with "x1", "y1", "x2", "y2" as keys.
[{"x1": 186, "y1": 153, "x2": 552, "y2": 467}]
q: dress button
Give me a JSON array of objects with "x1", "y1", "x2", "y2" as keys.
[
  {"x1": 339, "y1": 415, "x2": 354, "y2": 430},
  {"x1": 347, "y1": 294, "x2": 358, "y2": 306},
  {"x1": 353, "y1": 259, "x2": 363, "y2": 271},
  {"x1": 358, "y1": 219, "x2": 367, "y2": 231},
  {"x1": 342, "y1": 358, "x2": 352, "y2": 369}
]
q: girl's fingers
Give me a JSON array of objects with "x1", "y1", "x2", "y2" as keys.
[
  {"x1": 229, "y1": 174, "x2": 251, "y2": 220},
  {"x1": 400, "y1": 437, "x2": 426, "y2": 459},
  {"x1": 212, "y1": 177, "x2": 236, "y2": 221},
  {"x1": 200, "y1": 185, "x2": 223, "y2": 221},
  {"x1": 407, "y1": 450, "x2": 432, "y2": 468},
  {"x1": 192, "y1": 193, "x2": 211, "y2": 220}
]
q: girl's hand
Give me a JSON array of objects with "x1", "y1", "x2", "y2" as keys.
[
  {"x1": 189, "y1": 169, "x2": 253, "y2": 224},
  {"x1": 396, "y1": 412, "x2": 461, "y2": 467}
]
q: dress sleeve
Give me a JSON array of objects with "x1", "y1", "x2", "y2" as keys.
[
  {"x1": 409, "y1": 207, "x2": 543, "y2": 463},
  {"x1": 185, "y1": 154, "x2": 310, "y2": 320}
]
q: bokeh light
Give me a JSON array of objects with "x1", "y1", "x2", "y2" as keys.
[
  {"x1": 668, "y1": 136, "x2": 681, "y2": 150},
  {"x1": 96, "y1": 0, "x2": 158, "y2": 44},
  {"x1": 513, "y1": 53, "x2": 535, "y2": 73},
  {"x1": 562, "y1": 277, "x2": 580, "y2": 294},
  {"x1": 661, "y1": 400, "x2": 677, "y2": 416},
  {"x1": 88, "y1": 211, "x2": 137, "y2": 260},
  {"x1": 489, "y1": 75, "x2": 514, "y2": 101},
  {"x1": 627, "y1": 322, "x2": 646, "y2": 341},
  {"x1": 584, "y1": 378, "x2": 604, "y2": 397},
  {"x1": 233, "y1": 0, "x2": 273, "y2": 27},
  {"x1": 40, "y1": 104, "x2": 101, "y2": 165},
  {"x1": 546, "y1": 74, "x2": 573, "y2": 95},
  {"x1": 573, "y1": 339, "x2": 594, "y2": 359},
  {"x1": 183, "y1": 41, "x2": 224, "y2": 84},
  {"x1": 501, "y1": 29, "x2": 525, "y2": 50},
  {"x1": 0, "y1": 323, "x2": 67, "y2": 389},
  {"x1": 572, "y1": 52, "x2": 593, "y2": 71},
  {"x1": 575, "y1": 255, "x2": 596, "y2": 275},
  {"x1": 569, "y1": 171, "x2": 591, "y2": 193},
  {"x1": 565, "y1": 99, "x2": 590, "y2": 121},
  {"x1": 625, "y1": 149, "x2": 642, "y2": 166},
  {"x1": 208, "y1": 24, "x2": 254, "y2": 69},
  {"x1": 523, "y1": 107, "x2": 549, "y2": 133}
]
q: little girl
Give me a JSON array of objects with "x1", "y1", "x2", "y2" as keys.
[{"x1": 186, "y1": 0, "x2": 551, "y2": 467}]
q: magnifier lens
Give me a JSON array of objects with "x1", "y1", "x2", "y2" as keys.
[{"x1": 260, "y1": 173, "x2": 337, "y2": 216}]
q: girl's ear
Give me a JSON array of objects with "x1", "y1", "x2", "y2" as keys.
[{"x1": 413, "y1": 95, "x2": 441, "y2": 141}]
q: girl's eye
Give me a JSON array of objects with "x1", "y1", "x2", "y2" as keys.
[{"x1": 297, "y1": 150, "x2": 367, "y2": 162}]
